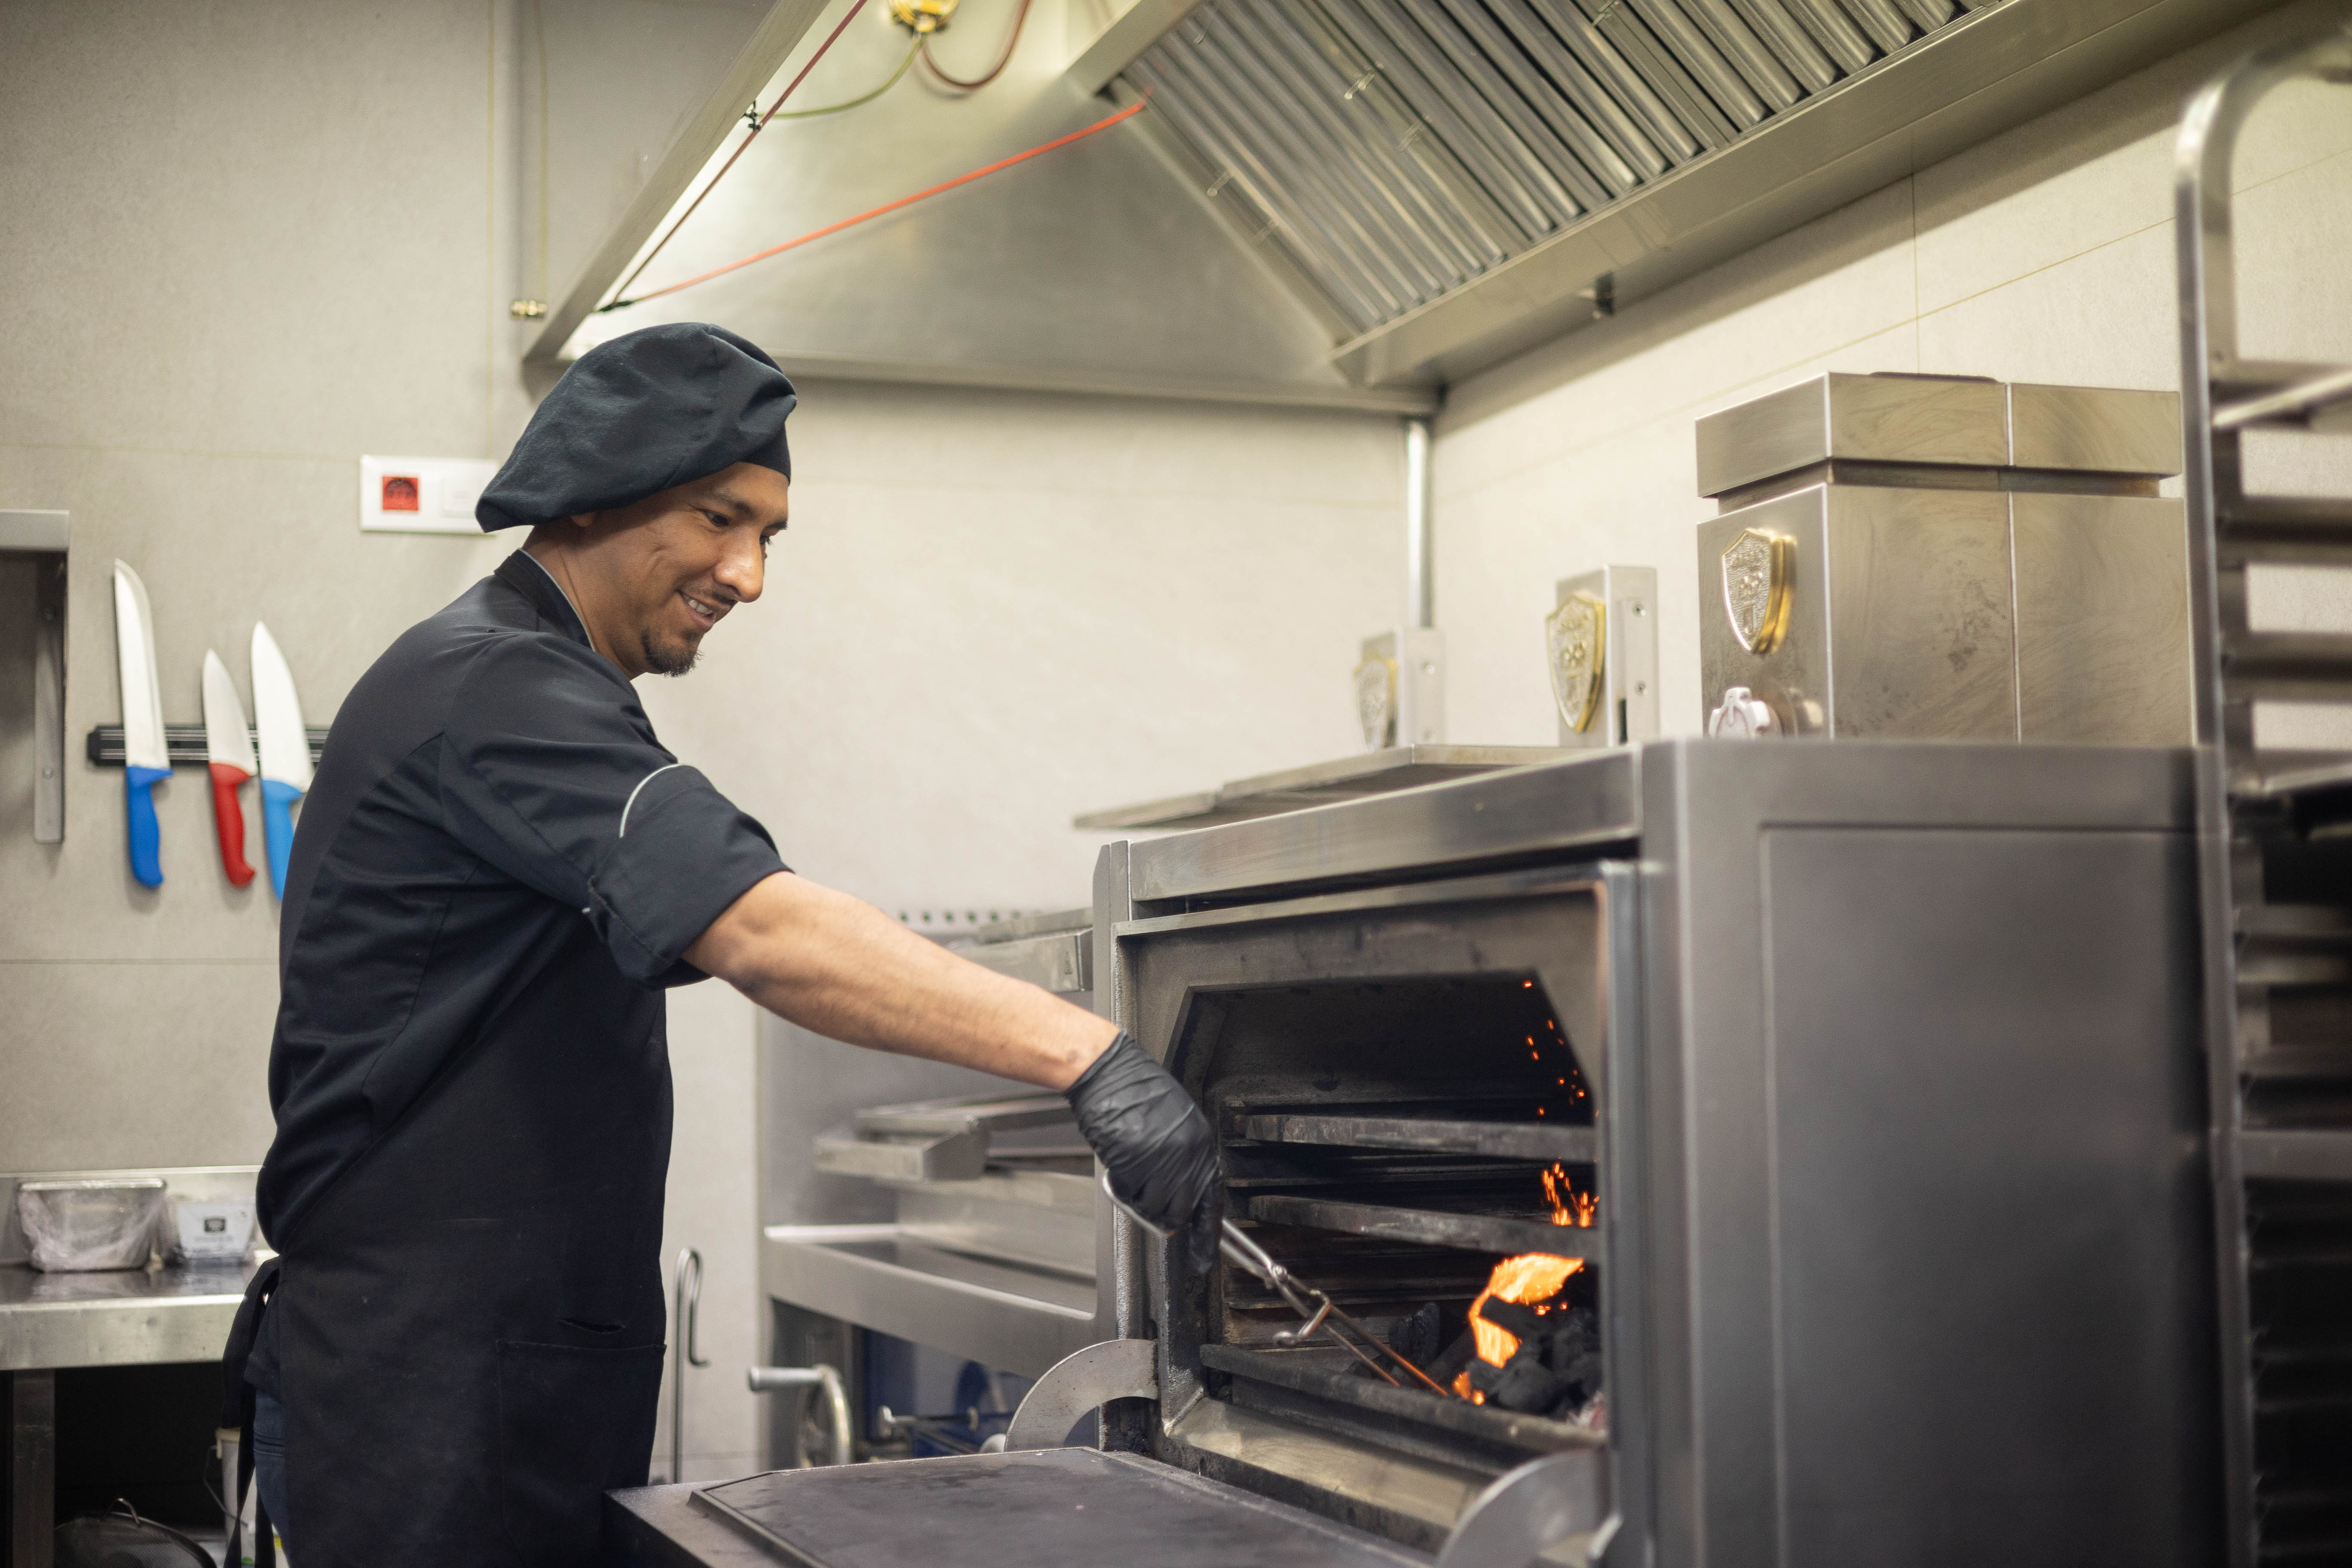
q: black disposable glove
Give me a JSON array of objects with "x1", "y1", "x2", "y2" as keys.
[{"x1": 1064, "y1": 1032, "x2": 1223, "y2": 1275}]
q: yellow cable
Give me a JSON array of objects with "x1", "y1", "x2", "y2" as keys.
[{"x1": 771, "y1": 37, "x2": 921, "y2": 119}]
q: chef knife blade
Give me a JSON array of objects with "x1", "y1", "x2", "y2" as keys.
[
  {"x1": 111, "y1": 561, "x2": 169, "y2": 888},
  {"x1": 250, "y1": 622, "x2": 311, "y2": 899},
  {"x1": 202, "y1": 649, "x2": 257, "y2": 888}
]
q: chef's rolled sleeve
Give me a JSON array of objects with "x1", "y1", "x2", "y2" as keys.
[
  {"x1": 439, "y1": 635, "x2": 788, "y2": 986},
  {"x1": 596, "y1": 763, "x2": 785, "y2": 983}
]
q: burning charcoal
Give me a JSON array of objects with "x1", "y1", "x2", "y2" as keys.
[
  {"x1": 1488, "y1": 1346, "x2": 1568, "y2": 1414},
  {"x1": 1391, "y1": 1302, "x2": 1442, "y2": 1368},
  {"x1": 1542, "y1": 1308, "x2": 1599, "y2": 1377},
  {"x1": 1475, "y1": 1296, "x2": 1549, "y2": 1340},
  {"x1": 1429, "y1": 1326, "x2": 1479, "y2": 1386},
  {"x1": 1552, "y1": 1349, "x2": 1603, "y2": 1402}
]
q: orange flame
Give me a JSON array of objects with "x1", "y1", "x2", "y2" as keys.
[{"x1": 1452, "y1": 1167, "x2": 1596, "y2": 1401}]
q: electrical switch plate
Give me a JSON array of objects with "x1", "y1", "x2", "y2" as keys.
[{"x1": 359, "y1": 455, "x2": 500, "y2": 536}]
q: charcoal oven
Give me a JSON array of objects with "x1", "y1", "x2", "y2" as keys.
[
  {"x1": 1091, "y1": 738, "x2": 2220, "y2": 1567},
  {"x1": 1116, "y1": 882, "x2": 1626, "y2": 1549},
  {"x1": 614, "y1": 739, "x2": 2223, "y2": 1568}
]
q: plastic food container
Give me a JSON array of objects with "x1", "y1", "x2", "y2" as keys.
[
  {"x1": 17, "y1": 1178, "x2": 166, "y2": 1271},
  {"x1": 161, "y1": 1197, "x2": 258, "y2": 1266}
]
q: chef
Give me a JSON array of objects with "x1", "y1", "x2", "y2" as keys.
[{"x1": 222, "y1": 323, "x2": 1222, "y2": 1566}]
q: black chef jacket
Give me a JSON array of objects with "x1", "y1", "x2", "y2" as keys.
[{"x1": 246, "y1": 549, "x2": 786, "y2": 1397}]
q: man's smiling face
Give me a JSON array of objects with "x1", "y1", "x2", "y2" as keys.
[{"x1": 529, "y1": 462, "x2": 790, "y2": 678}]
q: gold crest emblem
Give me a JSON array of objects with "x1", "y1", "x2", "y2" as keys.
[
  {"x1": 1721, "y1": 529, "x2": 1793, "y2": 654},
  {"x1": 1353, "y1": 653, "x2": 1397, "y2": 752},
  {"x1": 1545, "y1": 591, "x2": 1607, "y2": 734}
]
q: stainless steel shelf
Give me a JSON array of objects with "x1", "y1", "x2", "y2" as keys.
[
  {"x1": 814, "y1": 1093, "x2": 1089, "y2": 1184},
  {"x1": 1075, "y1": 745, "x2": 1577, "y2": 832},
  {"x1": 2239, "y1": 1130, "x2": 2352, "y2": 1185},
  {"x1": 1248, "y1": 1195, "x2": 1605, "y2": 1260},
  {"x1": 1237, "y1": 1112, "x2": 1596, "y2": 1164},
  {"x1": 950, "y1": 929, "x2": 1091, "y2": 992},
  {"x1": 1122, "y1": 748, "x2": 1637, "y2": 905},
  {"x1": 2232, "y1": 750, "x2": 2352, "y2": 800},
  {"x1": 761, "y1": 1224, "x2": 1099, "y2": 1379}
]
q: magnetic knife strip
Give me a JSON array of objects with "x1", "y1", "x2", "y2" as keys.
[{"x1": 87, "y1": 724, "x2": 330, "y2": 766}]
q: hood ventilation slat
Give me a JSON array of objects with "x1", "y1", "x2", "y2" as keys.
[{"x1": 1124, "y1": 0, "x2": 1978, "y2": 338}]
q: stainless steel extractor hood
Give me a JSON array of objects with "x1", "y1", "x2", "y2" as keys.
[
  {"x1": 531, "y1": 0, "x2": 2297, "y2": 403},
  {"x1": 1099, "y1": 0, "x2": 2301, "y2": 387}
]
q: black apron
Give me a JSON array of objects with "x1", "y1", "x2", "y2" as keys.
[
  {"x1": 267, "y1": 926, "x2": 670, "y2": 1565},
  {"x1": 225, "y1": 554, "x2": 784, "y2": 1566}
]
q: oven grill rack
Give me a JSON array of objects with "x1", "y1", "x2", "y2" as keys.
[
  {"x1": 1200, "y1": 1341, "x2": 1603, "y2": 1457},
  {"x1": 1250, "y1": 1194, "x2": 1603, "y2": 1259},
  {"x1": 1237, "y1": 1112, "x2": 1596, "y2": 1164}
]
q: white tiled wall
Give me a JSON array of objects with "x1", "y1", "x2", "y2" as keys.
[
  {"x1": 0, "y1": 0, "x2": 775, "y2": 1164},
  {"x1": 1432, "y1": 12, "x2": 2352, "y2": 747}
]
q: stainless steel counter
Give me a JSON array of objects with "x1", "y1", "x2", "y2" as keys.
[
  {"x1": 5, "y1": 1258, "x2": 260, "y2": 1568},
  {"x1": 0, "y1": 1260, "x2": 256, "y2": 1372},
  {"x1": 760, "y1": 1218, "x2": 1099, "y2": 1379}
]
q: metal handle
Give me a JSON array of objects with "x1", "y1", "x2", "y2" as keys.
[
  {"x1": 748, "y1": 1363, "x2": 853, "y2": 1466},
  {"x1": 1095, "y1": 1171, "x2": 1448, "y2": 1396},
  {"x1": 670, "y1": 1248, "x2": 712, "y2": 1485}
]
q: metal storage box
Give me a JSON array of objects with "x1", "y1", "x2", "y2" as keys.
[{"x1": 1695, "y1": 374, "x2": 2192, "y2": 743}]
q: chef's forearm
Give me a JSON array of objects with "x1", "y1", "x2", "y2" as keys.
[{"x1": 684, "y1": 870, "x2": 1118, "y2": 1090}]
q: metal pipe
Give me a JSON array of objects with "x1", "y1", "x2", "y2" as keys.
[
  {"x1": 747, "y1": 1363, "x2": 854, "y2": 1467},
  {"x1": 670, "y1": 1248, "x2": 712, "y2": 1485},
  {"x1": 1406, "y1": 416, "x2": 1435, "y2": 629}
]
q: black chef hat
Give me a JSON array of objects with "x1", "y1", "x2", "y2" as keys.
[{"x1": 477, "y1": 323, "x2": 796, "y2": 531}]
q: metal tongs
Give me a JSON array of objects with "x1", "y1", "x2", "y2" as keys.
[{"x1": 1098, "y1": 1172, "x2": 1449, "y2": 1396}]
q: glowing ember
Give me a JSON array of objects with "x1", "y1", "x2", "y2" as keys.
[
  {"x1": 1452, "y1": 1164, "x2": 1597, "y2": 1401},
  {"x1": 1541, "y1": 1164, "x2": 1597, "y2": 1229}
]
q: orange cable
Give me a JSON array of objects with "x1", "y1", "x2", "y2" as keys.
[{"x1": 603, "y1": 98, "x2": 1147, "y2": 311}]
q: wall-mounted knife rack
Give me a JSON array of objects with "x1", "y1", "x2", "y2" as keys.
[
  {"x1": 86, "y1": 725, "x2": 329, "y2": 767},
  {"x1": 0, "y1": 511, "x2": 68, "y2": 843}
]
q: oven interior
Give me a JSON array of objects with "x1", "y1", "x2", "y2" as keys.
[{"x1": 1154, "y1": 970, "x2": 1617, "y2": 1545}]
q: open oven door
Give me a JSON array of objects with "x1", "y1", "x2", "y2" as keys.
[
  {"x1": 611, "y1": 1376, "x2": 1608, "y2": 1568},
  {"x1": 609, "y1": 1446, "x2": 1439, "y2": 1568}
]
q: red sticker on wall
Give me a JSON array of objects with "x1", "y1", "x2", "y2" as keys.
[{"x1": 381, "y1": 475, "x2": 421, "y2": 512}]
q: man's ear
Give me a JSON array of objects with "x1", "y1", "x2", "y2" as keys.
[{"x1": 567, "y1": 511, "x2": 597, "y2": 531}]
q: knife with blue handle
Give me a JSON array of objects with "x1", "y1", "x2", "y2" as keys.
[
  {"x1": 251, "y1": 622, "x2": 312, "y2": 899},
  {"x1": 112, "y1": 562, "x2": 170, "y2": 888}
]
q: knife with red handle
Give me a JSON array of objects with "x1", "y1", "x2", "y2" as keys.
[{"x1": 202, "y1": 649, "x2": 257, "y2": 886}]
